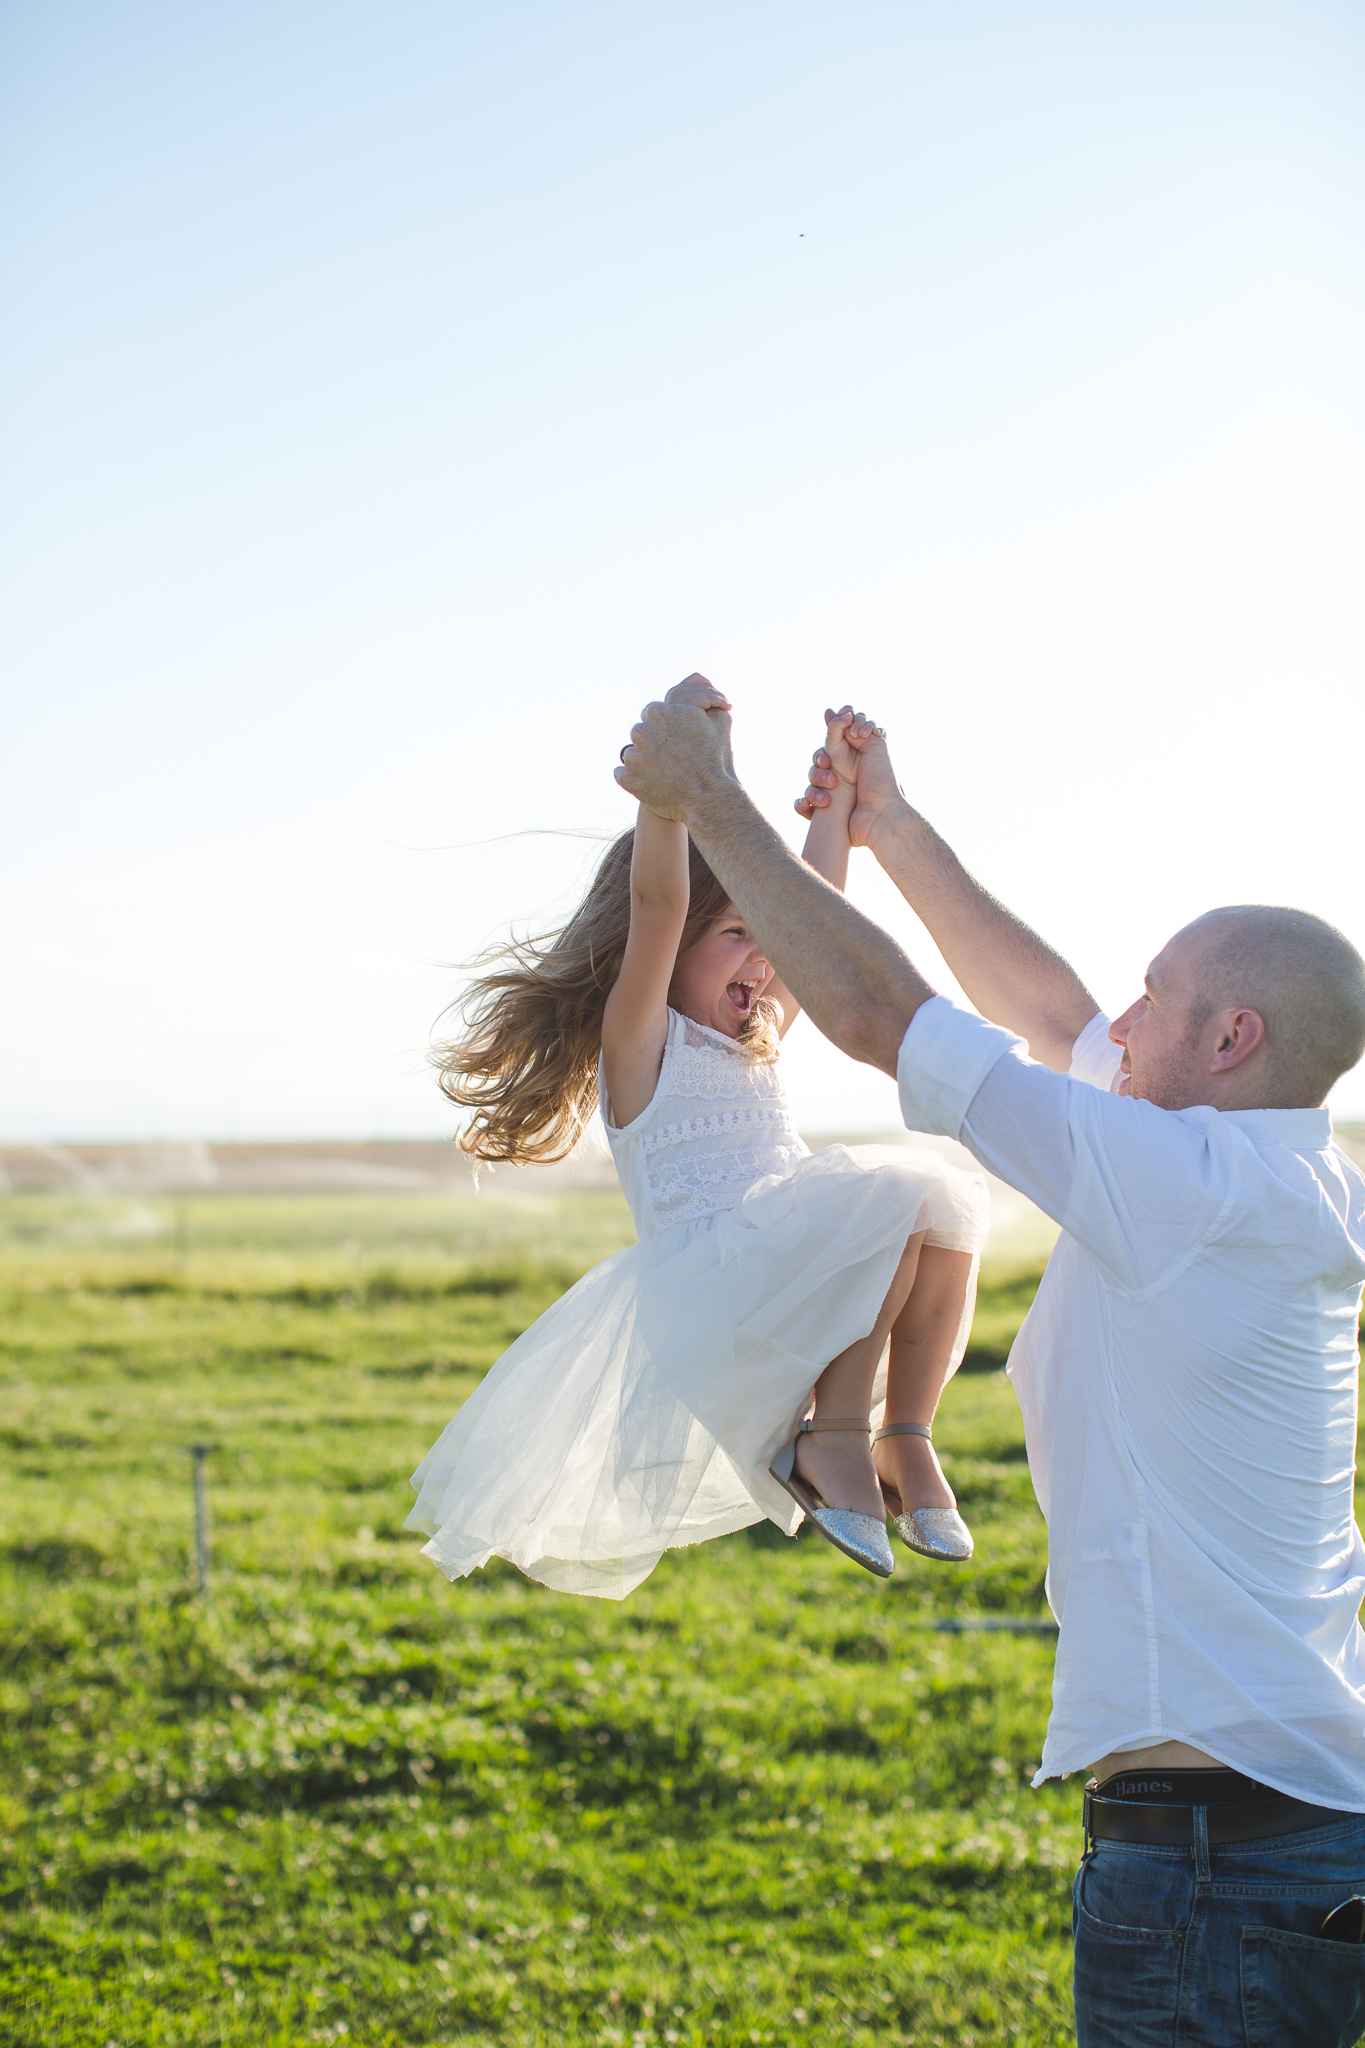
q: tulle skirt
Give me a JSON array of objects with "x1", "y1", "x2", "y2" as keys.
[{"x1": 407, "y1": 1143, "x2": 989, "y2": 1599}]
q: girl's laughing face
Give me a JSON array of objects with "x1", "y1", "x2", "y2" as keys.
[{"x1": 668, "y1": 906, "x2": 775, "y2": 1038}]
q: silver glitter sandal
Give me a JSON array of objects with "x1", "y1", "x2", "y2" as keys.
[
  {"x1": 770, "y1": 1418, "x2": 895, "y2": 1579},
  {"x1": 874, "y1": 1422, "x2": 973, "y2": 1562}
]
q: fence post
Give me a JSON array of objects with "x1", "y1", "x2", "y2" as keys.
[{"x1": 190, "y1": 1444, "x2": 214, "y2": 1593}]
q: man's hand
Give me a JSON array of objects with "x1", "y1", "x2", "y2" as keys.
[
  {"x1": 616, "y1": 674, "x2": 734, "y2": 821},
  {"x1": 795, "y1": 708, "x2": 906, "y2": 850}
]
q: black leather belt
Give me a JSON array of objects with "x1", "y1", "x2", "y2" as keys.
[{"x1": 1084, "y1": 1768, "x2": 1347, "y2": 1849}]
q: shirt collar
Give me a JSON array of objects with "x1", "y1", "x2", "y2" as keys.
[{"x1": 1217, "y1": 1106, "x2": 1334, "y2": 1152}]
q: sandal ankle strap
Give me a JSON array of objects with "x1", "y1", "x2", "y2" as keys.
[
  {"x1": 799, "y1": 1417, "x2": 874, "y2": 1433},
  {"x1": 874, "y1": 1422, "x2": 933, "y2": 1440}
]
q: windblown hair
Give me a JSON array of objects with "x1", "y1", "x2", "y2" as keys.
[{"x1": 434, "y1": 830, "x2": 780, "y2": 1165}]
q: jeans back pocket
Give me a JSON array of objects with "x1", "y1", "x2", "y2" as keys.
[{"x1": 1241, "y1": 1925, "x2": 1365, "y2": 2048}]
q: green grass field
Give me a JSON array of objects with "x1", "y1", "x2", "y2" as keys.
[{"x1": 2, "y1": 1188, "x2": 1078, "y2": 2047}]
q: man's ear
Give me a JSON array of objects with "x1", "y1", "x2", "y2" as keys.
[{"x1": 1208, "y1": 1007, "x2": 1266, "y2": 1073}]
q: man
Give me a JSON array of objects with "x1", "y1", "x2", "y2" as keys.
[{"x1": 617, "y1": 677, "x2": 1365, "y2": 2048}]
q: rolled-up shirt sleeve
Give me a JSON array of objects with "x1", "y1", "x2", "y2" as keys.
[
  {"x1": 897, "y1": 997, "x2": 1235, "y2": 1291},
  {"x1": 1067, "y1": 1009, "x2": 1123, "y2": 1092},
  {"x1": 895, "y1": 996, "x2": 1022, "y2": 1137}
]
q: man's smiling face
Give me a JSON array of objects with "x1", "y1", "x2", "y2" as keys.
[{"x1": 1109, "y1": 933, "x2": 1217, "y2": 1110}]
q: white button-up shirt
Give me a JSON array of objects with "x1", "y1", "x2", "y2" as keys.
[{"x1": 898, "y1": 998, "x2": 1365, "y2": 1809}]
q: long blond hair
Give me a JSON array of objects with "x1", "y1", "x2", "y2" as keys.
[{"x1": 435, "y1": 830, "x2": 780, "y2": 1164}]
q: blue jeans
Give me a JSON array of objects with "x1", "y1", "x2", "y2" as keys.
[{"x1": 1072, "y1": 1808, "x2": 1365, "y2": 2046}]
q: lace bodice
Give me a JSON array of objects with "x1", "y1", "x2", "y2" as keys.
[{"x1": 601, "y1": 1008, "x2": 808, "y2": 1237}]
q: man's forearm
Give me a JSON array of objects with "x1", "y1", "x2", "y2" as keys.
[
  {"x1": 686, "y1": 775, "x2": 934, "y2": 1075},
  {"x1": 867, "y1": 804, "x2": 1097, "y2": 1072}
]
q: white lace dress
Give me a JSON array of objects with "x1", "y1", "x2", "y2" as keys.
[{"x1": 408, "y1": 1009, "x2": 989, "y2": 1599}]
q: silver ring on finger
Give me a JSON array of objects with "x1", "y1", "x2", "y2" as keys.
[{"x1": 619, "y1": 745, "x2": 631, "y2": 763}]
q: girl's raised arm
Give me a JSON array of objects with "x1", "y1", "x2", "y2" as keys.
[{"x1": 600, "y1": 806, "x2": 689, "y2": 1127}]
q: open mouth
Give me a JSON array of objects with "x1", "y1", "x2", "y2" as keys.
[{"x1": 725, "y1": 978, "x2": 759, "y2": 1018}]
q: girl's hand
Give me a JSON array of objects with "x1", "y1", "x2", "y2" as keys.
[
  {"x1": 666, "y1": 673, "x2": 731, "y2": 717},
  {"x1": 810, "y1": 705, "x2": 860, "y2": 822},
  {"x1": 795, "y1": 709, "x2": 902, "y2": 850},
  {"x1": 789, "y1": 705, "x2": 862, "y2": 909}
]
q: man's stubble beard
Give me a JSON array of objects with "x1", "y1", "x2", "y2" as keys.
[{"x1": 1131, "y1": 1004, "x2": 1216, "y2": 1113}]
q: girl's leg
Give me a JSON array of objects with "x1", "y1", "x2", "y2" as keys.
[
  {"x1": 793, "y1": 1231, "x2": 926, "y2": 1520},
  {"x1": 872, "y1": 1247, "x2": 976, "y2": 1511}
]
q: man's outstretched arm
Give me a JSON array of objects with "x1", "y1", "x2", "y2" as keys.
[
  {"x1": 618, "y1": 686, "x2": 933, "y2": 1075},
  {"x1": 800, "y1": 722, "x2": 1098, "y2": 1072}
]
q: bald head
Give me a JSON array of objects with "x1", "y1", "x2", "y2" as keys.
[{"x1": 1176, "y1": 906, "x2": 1365, "y2": 1107}]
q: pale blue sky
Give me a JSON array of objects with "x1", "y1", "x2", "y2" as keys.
[{"x1": 3, "y1": 1, "x2": 1362, "y2": 1138}]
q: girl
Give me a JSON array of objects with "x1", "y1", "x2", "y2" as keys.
[{"x1": 407, "y1": 693, "x2": 988, "y2": 1598}]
